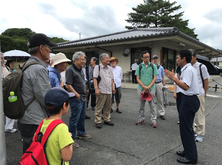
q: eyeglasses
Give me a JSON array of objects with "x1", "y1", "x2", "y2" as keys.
[
  {"x1": 110, "y1": 60, "x2": 115, "y2": 63},
  {"x1": 143, "y1": 56, "x2": 150, "y2": 59},
  {"x1": 79, "y1": 58, "x2": 86, "y2": 61}
]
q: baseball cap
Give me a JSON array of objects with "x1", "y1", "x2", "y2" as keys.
[
  {"x1": 27, "y1": 33, "x2": 57, "y2": 48},
  {"x1": 51, "y1": 52, "x2": 71, "y2": 67},
  {"x1": 140, "y1": 91, "x2": 152, "y2": 101},
  {"x1": 152, "y1": 55, "x2": 158, "y2": 59},
  {"x1": 44, "y1": 87, "x2": 75, "y2": 109}
]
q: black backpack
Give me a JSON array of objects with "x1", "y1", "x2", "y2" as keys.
[
  {"x1": 3, "y1": 61, "x2": 40, "y2": 119},
  {"x1": 88, "y1": 65, "x2": 101, "y2": 91}
]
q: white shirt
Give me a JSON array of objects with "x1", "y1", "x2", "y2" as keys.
[
  {"x1": 192, "y1": 61, "x2": 210, "y2": 96},
  {"x1": 82, "y1": 67, "x2": 87, "y2": 82},
  {"x1": 111, "y1": 65, "x2": 122, "y2": 88},
  {"x1": 131, "y1": 63, "x2": 138, "y2": 70},
  {"x1": 177, "y1": 63, "x2": 200, "y2": 96}
]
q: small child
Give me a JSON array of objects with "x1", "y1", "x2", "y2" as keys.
[{"x1": 39, "y1": 87, "x2": 74, "y2": 164}]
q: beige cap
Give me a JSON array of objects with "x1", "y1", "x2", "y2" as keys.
[{"x1": 51, "y1": 52, "x2": 71, "y2": 67}]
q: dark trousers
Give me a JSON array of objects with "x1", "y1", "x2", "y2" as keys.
[
  {"x1": 88, "y1": 90, "x2": 96, "y2": 108},
  {"x1": 18, "y1": 122, "x2": 38, "y2": 153},
  {"x1": 178, "y1": 93, "x2": 200, "y2": 160},
  {"x1": 132, "y1": 70, "x2": 137, "y2": 83}
]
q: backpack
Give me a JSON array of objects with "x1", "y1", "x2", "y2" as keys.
[
  {"x1": 88, "y1": 65, "x2": 101, "y2": 91},
  {"x1": 3, "y1": 61, "x2": 40, "y2": 119},
  {"x1": 18, "y1": 119, "x2": 64, "y2": 165},
  {"x1": 139, "y1": 62, "x2": 154, "y2": 78}
]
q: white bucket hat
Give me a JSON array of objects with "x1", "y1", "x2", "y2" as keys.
[{"x1": 51, "y1": 52, "x2": 71, "y2": 67}]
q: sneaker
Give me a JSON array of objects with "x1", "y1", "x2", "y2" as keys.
[
  {"x1": 77, "y1": 133, "x2": 92, "y2": 139},
  {"x1": 195, "y1": 135, "x2": 204, "y2": 142},
  {"x1": 73, "y1": 142, "x2": 79, "y2": 148},
  {"x1": 5, "y1": 128, "x2": 17, "y2": 133},
  {"x1": 160, "y1": 115, "x2": 166, "y2": 120},
  {"x1": 152, "y1": 123, "x2": 157, "y2": 128},
  {"x1": 92, "y1": 107, "x2": 95, "y2": 110},
  {"x1": 135, "y1": 120, "x2": 145, "y2": 125}
]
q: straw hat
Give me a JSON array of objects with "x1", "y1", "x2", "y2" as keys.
[
  {"x1": 51, "y1": 52, "x2": 71, "y2": 67},
  {"x1": 109, "y1": 57, "x2": 119, "y2": 64}
]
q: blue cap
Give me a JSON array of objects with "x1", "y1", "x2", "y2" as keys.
[
  {"x1": 44, "y1": 87, "x2": 74, "y2": 109},
  {"x1": 152, "y1": 55, "x2": 158, "y2": 59}
]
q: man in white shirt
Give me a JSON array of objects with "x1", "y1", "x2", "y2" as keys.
[
  {"x1": 131, "y1": 59, "x2": 138, "y2": 83},
  {"x1": 190, "y1": 49, "x2": 209, "y2": 143},
  {"x1": 110, "y1": 57, "x2": 123, "y2": 113},
  {"x1": 165, "y1": 49, "x2": 200, "y2": 164}
]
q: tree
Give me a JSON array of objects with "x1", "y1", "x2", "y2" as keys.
[
  {"x1": 0, "y1": 28, "x2": 69, "y2": 53},
  {"x1": 125, "y1": 0, "x2": 198, "y2": 39}
]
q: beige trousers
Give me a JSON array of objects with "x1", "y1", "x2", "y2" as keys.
[
  {"x1": 154, "y1": 83, "x2": 165, "y2": 116},
  {"x1": 95, "y1": 93, "x2": 111, "y2": 123},
  {"x1": 193, "y1": 94, "x2": 205, "y2": 136}
]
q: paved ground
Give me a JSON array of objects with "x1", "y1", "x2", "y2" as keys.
[{"x1": 5, "y1": 75, "x2": 222, "y2": 165}]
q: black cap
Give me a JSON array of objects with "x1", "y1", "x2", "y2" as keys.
[{"x1": 27, "y1": 33, "x2": 57, "y2": 48}]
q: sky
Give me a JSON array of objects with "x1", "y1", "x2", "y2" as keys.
[{"x1": 0, "y1": 0, "x2": 222, "y2": 49}]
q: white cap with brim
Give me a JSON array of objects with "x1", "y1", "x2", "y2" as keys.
[{"x1": 51, "y1": 52, "x2": 71, "y2": 67}]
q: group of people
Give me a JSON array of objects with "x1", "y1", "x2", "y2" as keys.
[{"x1": 1, "y1": 32, "x2": 210, "y2": 164}]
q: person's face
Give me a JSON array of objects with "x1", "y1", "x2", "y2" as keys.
[
  {"x1": 90, "y1": 58, "x2": 96, "y2": 65},
  {"x1": 9, "y1": 62, "x2": 14, "y2": 70},
  {"x1": 153, "y1": 58, "x2": 159, "y2": 65},
  {"x1": 110, "y1": 60, "x2": 116, "y2": 67},
  {"x1": 191, "y1": 55, "x2": 196, "y2": 65},
  {"x1": 75, "y1": 55, "x2": 86, "y2": 68},
  {"x1": 57, "y1": 62, "x2": 68, "y2": 72},
  {"x1": 141, "y1": 53, "x2": 150, "y2": 63},
  {"x1": 176, "y1": 55, "x2": 184, "y2": 66},
  {"x1": 1, "y1": 55, "x2": 4, "y2": 66},
  {"x1": 39, "y1": 44, "x2": 52, "y2": 63},
  {"x1": 101, "y1": 55, "x2": 110, "y2": 65}
]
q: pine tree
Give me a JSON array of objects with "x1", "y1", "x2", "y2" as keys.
[{"x1": 125, "y1": 0, "x2": 198, "y2": 39}]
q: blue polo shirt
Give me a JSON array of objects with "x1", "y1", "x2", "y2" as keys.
[
  {"x1": 156, "y1": 65, "x2": 165, "y2": 82},
  {"x1": 48, "y1": 67, "x2": 61, "y2": 88}
]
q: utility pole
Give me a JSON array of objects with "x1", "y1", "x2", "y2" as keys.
[{"x1": 0, "y1": 40, "x2": 7, "y2": 165}]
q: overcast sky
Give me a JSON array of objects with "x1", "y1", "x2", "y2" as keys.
[{"x1": 0, "y1": 0, "x2": 221, "y2": 49}]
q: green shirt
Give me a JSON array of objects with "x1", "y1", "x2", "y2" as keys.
[{"x1": 135, "y1": 62, "x2": 158, "y2": 90}]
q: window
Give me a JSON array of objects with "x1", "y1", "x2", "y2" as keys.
[
  {"x1": 162, "y1": 48, "x2": 177, "y2": 70},
  {"x1": 131, "y1": 47, "x2": 151, "y2": 69},
  {"x1": 85, "y1": 51, "x2": 99, "y2": 66}
]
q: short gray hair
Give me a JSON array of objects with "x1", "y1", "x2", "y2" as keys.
[
  {"x1": 100, "y1": 53, "x2": 109, "y2": 60},
  {"x1": 72, "y1": 51, "x2": 86, "y2": 61},
  {"x1": 28, "y1": 46, "x2": 39, "y2": 55},
  {"x1": 91, "y1": 57, "x2": 98, "y2": 62}
]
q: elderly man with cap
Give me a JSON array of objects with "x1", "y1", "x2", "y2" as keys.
[
  {"x1": 48, "y1": 52, "x2": 71, "y2": 88},
  {"x1": 131, "y1": 59, "x2": 139, "y2": 83},
  {"x1": 110, "y1": 57, "x2": 123, "y2": 113},
  {"x1": 152, "y1": 55, "x2": 166, "y2": 120},
  {"x1": 18, "y1": 33, "x2": 57, "y2": 153}
]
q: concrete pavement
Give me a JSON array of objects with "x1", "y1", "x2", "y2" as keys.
[{"x1": 5, "y1": 75, "x2": 222, "y2": 165}]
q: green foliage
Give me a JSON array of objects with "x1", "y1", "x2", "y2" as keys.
[
  {"x1": 125, "y1": 0, "x2": 198, "y2": 39},
  {"x1": 0, "y1": 28, "x2": 69, "y2": 53}
]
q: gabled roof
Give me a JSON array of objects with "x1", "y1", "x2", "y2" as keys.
[{"x1": 55, "y1": 27, "x2": 222, "y2": 56}]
